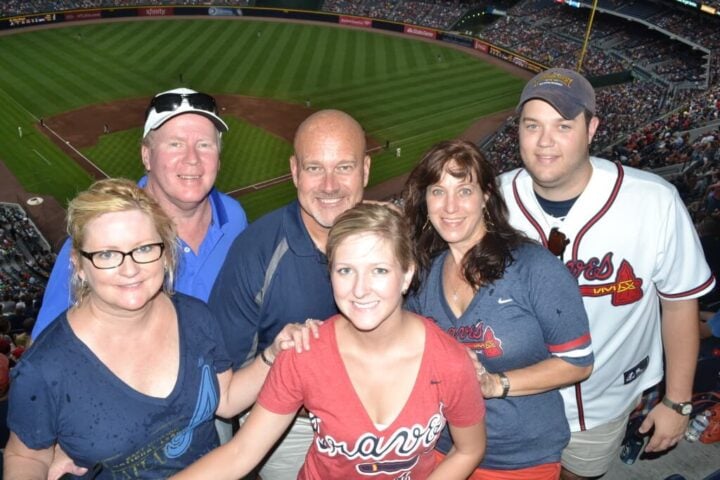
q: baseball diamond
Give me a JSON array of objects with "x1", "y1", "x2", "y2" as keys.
[{"x1": 0, "y1": 15, "x2": 526, "y2": 222}]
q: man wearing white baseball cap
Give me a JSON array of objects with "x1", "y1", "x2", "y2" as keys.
[{"x1": 34, "y1": 88, "x2": 247, "y2": 337}]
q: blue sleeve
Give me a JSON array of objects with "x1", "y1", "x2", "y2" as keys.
[
  {"x1": 187, "y1": 296, "x2": 234, "y2": 375},
  {"x1": 7, "y1": 360, "x2": 59, "y2": 450},
  {"x1": 173, "y1": 293, "x2": 232, "y2": 373},
  {"x1": 208, "y1": 234, "x2": 264, "y2": 370},
  {"x1": 33, "y1": 238, "x2": 73, "y2": 339},
  {"x1": 527, "y1": 247, "x2": 593, "y2": 367}
]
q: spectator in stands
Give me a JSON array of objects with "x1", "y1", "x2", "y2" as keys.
[
  {"x1": 499, "y1": 68, "x2": 715, "y2": 480},
  {"x1": 403, "y1": 139, "x2": 592, "y2": 478},
  {"x1": 171, "y1": 203, "x2": 487, "y2": 480},
  {"x1": 6, "y1": 305, "x2": 25, "y2": 334},
  {"x1": 0, "y1": 294, "x2": 15, "y2": 316},
  {"x1": 3, "y1": 179, "x2": 314, "y2": 479},
  {"x1": 9, "y1": 333, "x2": 28, "y2": 362},
  {"x1": 0, "y1": 318, "x2": 11, "y2": 344}
]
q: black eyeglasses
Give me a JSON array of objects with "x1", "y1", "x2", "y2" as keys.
[
  {"x1": 145, "y1": 92, "x2": 218, "y2": 119},
  {"x1": 79, "y1": 243, "x2": 165, "y2": 270},
  {"x1": 547, "y1": 227, "x2": 570, "y2": 260}
]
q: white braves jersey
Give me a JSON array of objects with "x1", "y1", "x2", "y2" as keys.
[{"x1": 499, "y1": 157, "x2": 715, "y2": 431}]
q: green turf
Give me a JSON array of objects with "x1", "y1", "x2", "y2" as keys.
[{"x1": 0, "y1": 18, "x2": 524, "y2": 219}]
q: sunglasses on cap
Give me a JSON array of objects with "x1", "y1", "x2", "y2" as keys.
[
  {"x1": 547, "y1": 227, "x2": 570, "y2": 260},
  {"x1": 145, "y1": 92, "x2": 218, "y2": 119}
]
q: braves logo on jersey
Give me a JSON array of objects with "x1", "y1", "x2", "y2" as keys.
[
  {"x1": 566, "y1": 253, "x2": 644, "y2": 306},
  {"x1": 309, "y1": 408, "x2": 445, "y2": 477},
  {"x1": 446, "y1": 323, "x2": 503, "y2": 358}
]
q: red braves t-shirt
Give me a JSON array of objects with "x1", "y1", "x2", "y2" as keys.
[{"x1": 258, "y1": 315, "x2": 485, "y2": 480}]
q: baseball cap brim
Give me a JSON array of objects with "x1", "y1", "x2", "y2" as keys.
[
  {"x1": 516, "y1": 68, "x2": 596, "y2": 120},
  {"x1": 143, "y1": 107, "x2": 228, "y2": 138}
]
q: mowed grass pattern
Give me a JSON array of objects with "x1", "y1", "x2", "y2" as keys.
[{"x1": 0, "y1": 18, "x2": 523, "y2": 219}]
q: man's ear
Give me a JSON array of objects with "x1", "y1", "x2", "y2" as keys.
[
  {"x1": 362, "y1": 155, "x2": 371, "y2": 187},
  {"x1": 290, "y1": 155, "x2": 300, "y2": 187},
  {"x1": 587, "y1": 116, "x2": 600, "y2": 144},
  {"x1": 141, "y1": 144, "x2": 151, "y2": 172}
]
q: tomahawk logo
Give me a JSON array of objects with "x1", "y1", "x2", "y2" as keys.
[
  {"x1": 447, "y1": 323, "x2": 504, "y2": 358},
  {"x1": 577, "y1": 259, "x2": 644, "y2": 306}
]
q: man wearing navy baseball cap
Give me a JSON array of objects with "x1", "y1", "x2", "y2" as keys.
[
  {"x1": 35, "y1": 88, "x2": 247, "y2": 339},
  {"x1": 499, "y1": 68, "x2": 715, "y2": 479}
]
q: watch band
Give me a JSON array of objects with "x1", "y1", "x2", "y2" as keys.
[
  {"x1": 498, "y1": 372, "x2": 510, "y2": 399},
  {"x1": 661, "y1": 396, "x2": 692, "y2": 416}
]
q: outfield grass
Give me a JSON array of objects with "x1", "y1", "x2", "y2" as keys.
[{"x1": 0, "y1": 18, "x2": 524, "y2": 219}]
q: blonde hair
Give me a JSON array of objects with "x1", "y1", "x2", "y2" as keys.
[
  {"x1": 67, "y1": 178, "x2": 177, "y2": 305},
  {"x1": 327, "y1": 203, "x2": 415, "y2": 274}
]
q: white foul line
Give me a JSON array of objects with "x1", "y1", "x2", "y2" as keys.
[
  {"x1": 0, "y1": 84, "x2": 109, "y2": 178},
  {"x1": 33, "y1": 149, "x2": 51, "y2": 166}
]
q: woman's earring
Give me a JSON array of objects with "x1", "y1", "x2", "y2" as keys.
[
  {"x1": 483, "y1": 209, "x2": 494, "y2": 230},
  {"x1": 422, "y1": 216, "x2": 431, "y2": 231}
]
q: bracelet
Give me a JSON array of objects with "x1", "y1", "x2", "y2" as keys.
[
  {"x1": 498, "y1": 372, "x2": 510, "y2": 399},
  {"x1": 260, "y1": 349, "x2": 274, "y2": 367}
]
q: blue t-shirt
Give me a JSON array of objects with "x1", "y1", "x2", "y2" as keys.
[
  {"x1": 406, "y1": 243, "x2": 593, "y2": 470},
  {"x1": 32, "y1": 182, "x2": 248, "y2": 339},
  {"x1": 9, "y1": 293, "x2": 232, "y2": 478},
  {"x1": 209, "y1": 200, "x2": 339, "y2": 369}
]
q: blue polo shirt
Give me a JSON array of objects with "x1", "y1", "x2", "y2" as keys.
[
  {"x1": 209, "y1": 200, "x2": 339, "y2": 369},
  {"x1": 32, "y1": 180, "x2": 247, "y2": 339}
]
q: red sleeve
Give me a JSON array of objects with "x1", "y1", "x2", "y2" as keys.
[
  {"x1": 257, "y1": 349, "x2": 304, "y2": 415},
  {"x1": 434, "y1": 325, "x2": 485, "y2": 427}
]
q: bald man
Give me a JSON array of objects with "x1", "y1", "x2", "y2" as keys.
[{"x1": 209, "y1": 109, "x2": 371, "y2": 479}]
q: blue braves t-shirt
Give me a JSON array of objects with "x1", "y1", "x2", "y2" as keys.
[
  {"x1": 8, "y1": 293, "x2": 232, "y2": 478},
  {"x1": 406, "y1": 243, "x2": 593, "y2": 470}
]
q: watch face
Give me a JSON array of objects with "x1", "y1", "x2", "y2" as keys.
[{"x1": 680, "y1": 404, "x2": 692, "y2": 415}]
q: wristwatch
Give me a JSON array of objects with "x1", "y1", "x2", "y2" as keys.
[
  {"x1": 661, "y1": 396, "x2": 692, "y2": 416},
  {"x1": 497, "y1": 372, "x2": 510, "y2": 399}
]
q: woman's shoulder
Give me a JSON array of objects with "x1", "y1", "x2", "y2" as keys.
[
  {"x1": 171, "y1": 293, "x2": 225, "y2": 346},
  {"x1": 172, "y1": 292, "x2": 208, "y2": 310},
  {"x1": 23, "y1": 312, "x2": 73, "y2": 359},
  {"x1": 172, "y1": 293, "x2": 215, "y2": 325},
  {"x1": 12, "y1": 314, "x2": 74, "y2": 381},
  {"x1": 509, "y1": 242, "x2": 569, "y2": 272}
]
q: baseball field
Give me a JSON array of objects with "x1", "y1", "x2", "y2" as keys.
[{"x1": 0, "y1": 17, "x2": 525, "y2": 220}]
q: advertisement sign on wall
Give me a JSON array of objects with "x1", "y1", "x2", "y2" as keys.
[
  {"x1": 138, "y1": 7, "x2": 173, "y2": 17},
  {"x1": 65, "y1": 11, "x2": 101, "y2": 21},
  {"x1": 404, "y1": 25, "x2": 437, "y2": 39},
  {"x1": 339, "y1": 16, "x2": 371, "y2": 27}
]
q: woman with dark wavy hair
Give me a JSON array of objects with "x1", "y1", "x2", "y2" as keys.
[{"x1": 403, "y1": 139, "x2": 594, "y2": 479}]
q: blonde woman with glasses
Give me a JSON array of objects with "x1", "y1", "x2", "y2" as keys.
[{"x1": 4, "y1": 179, "x2": 314, "y2": 479}]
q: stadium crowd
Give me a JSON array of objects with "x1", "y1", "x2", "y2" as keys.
[
  {"x1": 322, "y1": 0, "x2": 470, "y2": 29},
  {"x1": 0, "y1": 204, "x2": 50, "y2": 336},
  {"x1": 477, "y1": 0, "x2": 710, "y2": 85},
  {"x1": 0, "y1": 0, "x2": 249, "y2": 17}
]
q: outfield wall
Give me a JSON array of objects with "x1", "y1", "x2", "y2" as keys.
[{"x1": 0, "y1": 6, "x2": 545, "y2": 75}]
